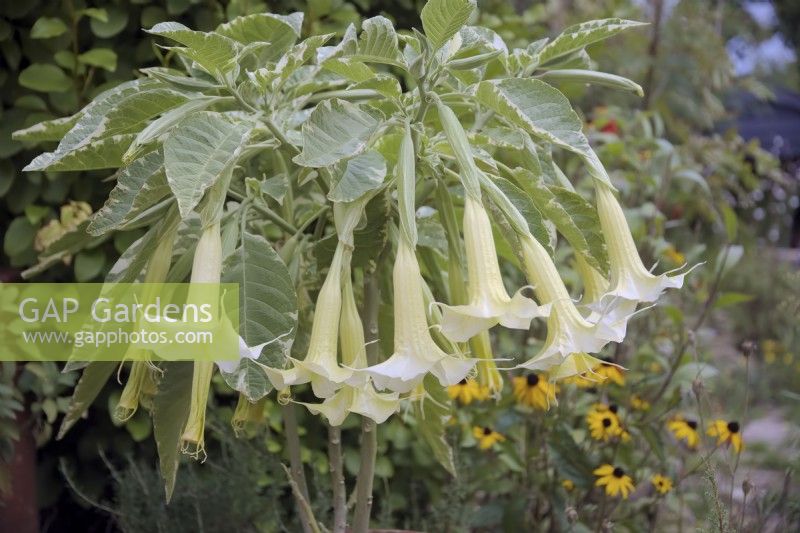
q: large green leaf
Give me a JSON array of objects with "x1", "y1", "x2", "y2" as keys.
[
  {"x1": 18, "y1": 64, "x2": 72, "y2": 93},
  {"x1": 421, "y1": 0, "x2": 476, "y2": 50},
  {"x1": 26, "y1": 134, "x2": 135, "y2": 171},
  {"x1": 350, "y1": 16, "x2": 405, "y2": 68},
  {"x1": 476, "y1": 78, "x2": 611, "y2": 186},
  {"x1": 56, "y1": 362, "x2": 116, "y2": 439},
  {"x1": 517, "y1": 168, "x2": 608, "y2": 272},
  {"x1": 220, "y1": 231, "x2": 297, "y2": 401},
  {"x1": 23, "y1": 79, "x2": 188, "y2": 171},
  {"x1": 147, "y1": 22, "x2": 239, "y2": 76},
  {"x1": 12, "y1": 114, "x2": 81, "y2": 143},
  {"x1": 88, "y1": 150, "x2": 171, "y2": 236},
  {"x1": 537, "y1": 18, "x2": 646, "y2": 66},
  {"x1": 216, "y1": 12, "x2": 302, "y2": 62},
  {"x1": 293, "y1": 99, "x2": 380, "y2": 168},
  {"x1": 163, "y1": 112, "x2": 252, "y2": 217},
  {"x1": 490, "y1": 175, "x2": 551, "y2": 253},
  {"x1": 152, "y1": 362, "x2": 194, "y2": 502},
  {"x1": 328, "y1": 151, "x2": 387, "y2": 202},
  {"x1": 315, "y1": 193, "x2": 389, "y2": 271}
]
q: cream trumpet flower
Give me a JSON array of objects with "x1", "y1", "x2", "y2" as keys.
[
  {"x1": 576, "y1": 253, "x2": 637, "y2": 344},
  {"x1": 299, "y1": 266, "x2": 399, "y2": 425},
  {"x1": 362, "y1": 239, "x2": 475, "y2": 393},
  {"x1": 263, "y1": 244, "x2": 353, "y2": 399},
  {"x1": 439, "y1": 196, "x2": 545, "y2": 342},
  {"x1": 516, "y1": 233, "x2": 615, "y2": 377},
  {"x1": 595, "y1": 181, "x2": 690, "y2": 303}
]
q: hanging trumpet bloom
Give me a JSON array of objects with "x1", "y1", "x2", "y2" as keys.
[
  {"x1": 264, "y1": 244, "x2": 353, "y2": 399},
  {"x1": 471, "y1": 331, "x2": 503, "y2": 398},
  {"x1": 362, "y1": 239, "x2": 474, "y2": 393},
  {"x1": 595, "y1": 181, "x2": 690, "y2": 303},
  {"x1": 516, "y1": 233, "x2": 615, "y2": 376},
  {"x1": 439, "y1": 196, "x2": 545, "y2": 343},
  {"x1": 299, "y1": 265, "x2": 399, "y2": 425},
  {"x1": 181, "y1": 222, "x2": 223, "y2": 460}
]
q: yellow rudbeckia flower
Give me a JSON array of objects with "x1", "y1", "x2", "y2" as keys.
[
  {"x1": 667, "y1": 416, "x2": 700, "y2": 449},
  {"x1": 651, "y1": 474, "x2": 673, "y2": 494},
  {"x1": 448, "y1": 378, "x2": 489, "y2": 405},
  {"x1": 472, "y1": 426, "x2": 506, "y2": 450},
  {"x1": 707, "y1": 419, "x2": 743, "y2": 453},
  {"x1": 594, "y1": 464, "x2": 635, "y2": 499},
  {"x1": 512, "y1": 373, "x2": 558, "y2": 410}
]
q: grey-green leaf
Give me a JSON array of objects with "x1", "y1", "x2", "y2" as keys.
[
  {"x1": 147, "y1": 22, "x2": 238, "y2": 76},
  {"x1": 328, "y1": 151, "x2": 387, "y2": 202},
  {"x1": 293, "y1": 99, "x2": 380, "y2": 168},
  {"x1": 221, "y1": 231, "x2": 297, "y2": 401},
  {"x1": 88, "y1": 150, "x2": 171, "y2": 236},
  {"x1": 351, "y1": 16, "x2": 405, "y2": 68},
  {"x1": 216, "y1": 12, "x2": 302, "y2": 62},
  {"x1": 13, "y1": 114, "x2": 81, "y2": 143},
  {"x1": 421, "y1": 0, "x2": 476, "y2": 50},
  {"x1": 56, "y1": 362, "x2": 116, "y2": 439},
  {"x1": 152, "y1": 362, "x2": 194, "y2": 502},
  {"x1": 163, "y1": 112, "x2": 252, "y2": 217},
  {"x1": 537, "y1": 18, "x2": 647, "y2": 66}
]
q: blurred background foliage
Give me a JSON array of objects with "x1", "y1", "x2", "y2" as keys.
[{"x1": 1, "y1": 0, "x2": 799, "y2": 531}]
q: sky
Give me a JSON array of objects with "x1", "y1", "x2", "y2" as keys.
[{"x1": 727, "y1": 1, "x2": 796, "y2": 76}]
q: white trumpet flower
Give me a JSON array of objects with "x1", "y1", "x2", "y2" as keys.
[
  {"x1": 595, "y1": 182, "x2": 690, "y2": 303},
  {"x1": 362, "y1": 239, "x2": 475, "y2": 393},
  {"x1": 440, "y1": 196, "x2": 545, "y2": 342},
  {"x1": 263, "y1": 245, "x2": 353, "y2": 398},
  {"x1": 516, "y1": 234, "x2": 615, "y2": 376}
]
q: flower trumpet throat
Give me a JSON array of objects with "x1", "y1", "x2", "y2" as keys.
[
  {"x1": 180, "y1": 222, "x2": 222, "y2": 460},
  {"x1": 115, "y1": 360, "x2": 151, "y2": 421},
  {"x1": 595, "y1": 182, "x2": 688, "y2": 303},
  {"x1": 440, "y1": 196, "x2": 544, "y2": 342}
]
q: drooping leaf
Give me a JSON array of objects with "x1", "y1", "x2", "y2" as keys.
[
  {"x1": 476, "y1": 78, "x2": 611, "y2": 186},
  {"x1": 56, "y1": 362, "x2": 116, "y2": 439},
  {"x1": 163, "y1": 112, "x2": 252, "y2": 217},
  {"x1": 147, "y1": 22, "x2": 238, "y2": 76},
  {"x1": 23, "y1": 79, "x2": 189, "y2": 171},
  {"x1": 88, "y1": 150, "x2": 171, "y2": 236},
  {"x1": 13, "y1": 114, "x2": 81, "y2": 143},
  {"x1": 536, "y1": 18, "x2": 647, "y2": 66},
  {"x1": 293, "y1": 99, "x2": 380, "y2": 168},
  {"x1": 152, "y1": 362, "x2": 194, "y2": 502},
  {"x1": 328, "y1": 151, "x2": 387, "y2": 202},
  {"x1": 421, "y1": 0, "x2": 476, "y2": 50},
  {"x1": 490, "y1": 175, "x2": 551, "y2": 253},
  {"x1": 220, "y1": 231, "x2": 297, "y2": 401},
  {"x1": 26, "y1": 134, "x2": 135, "y2": 171}
]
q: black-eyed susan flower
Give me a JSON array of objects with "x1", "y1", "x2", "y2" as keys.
[
  {"x1": 562, "y1": 479, "x2": 575, "y2": 492},
  {"x1": 630, "y1": 394, "x2": 651, "y2": 411},
  {"x1": 707, "y1": 419, "x2": 743, "y2": 453},
  {"x1": 512, "y1": 373, "x2": 558, "y2": 410},
  {"x1": 667, "y1": 416, "x2": 700, "y2": 449},
  {"x1": 594, "y1": 358, "x2": 625, "y2": 385},
  {"x1": 651, "y1": 474, "x2": 673, "y2": 494},
  {"x1": 586, "y1": 404, "x2": 625, "y2": 441},
  {"x1": 448, "y1": 378, "x2": 489, "y2": 405},
  {"x1": 473, "y1": 426, "x2": 505, "y2": 450},
  {"x1": 594, "y1": 464, "x2": 635, "y2": 499}
]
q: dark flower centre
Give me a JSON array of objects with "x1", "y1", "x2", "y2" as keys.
[
  {"x1": 459, "y1": 378, "x2": 467, "y2": 385},
  {"x1": 602, "y1": 417, "x2": 612, "y2": 428},
  {"x1": 483, "y1": 427, "x2": 493, "y2": 436},
  {"x1": 613, "y1": 467, "x2": 625, "y2": 478},
  {"x1": 526, "y1": 373, "x2": 540, "y2": 386},
  {"x1": 687, "y1": 420, "x2": 698, "y2": 430},
  {"x1": 609, "y1": 404, "x2": 618, "y2": 414},
  {"x1": 587, "y1": 387, "x2": 598, "y2": 394},
  {"x1": 727, "y1": 421, "x2": 740, "y2": 433}
]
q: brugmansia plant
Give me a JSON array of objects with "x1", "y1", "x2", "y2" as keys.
[{"x1": 15, "y1": 0, "x2": 694, "y2": 530}]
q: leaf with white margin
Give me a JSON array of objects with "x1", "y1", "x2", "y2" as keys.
[
  {"x1": 147, "y1": 22, "x2": 239, "y2": 76},
  {"x1": 216, "y1": 12, "x2": 302, "y2": 61},
  {"x1": 537, "y1": 18, "x2": 647, "y2": 66},
  {"x1": 476, "y1": 78, "x2": 612, "y2": 186},
  {"x1": 88, "y1": 150, "x2": 171, "y2": 236}
]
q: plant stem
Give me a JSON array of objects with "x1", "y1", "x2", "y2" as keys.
[
  {"x1": 281, "y1": 402, "x2": 314, "y2": 533},
  {"x1": 328, "y1": 425, "x2": 347, "y2": 533},
  {"x1": 353, "y1": 273, "x2": 381, "y2": 532}
]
